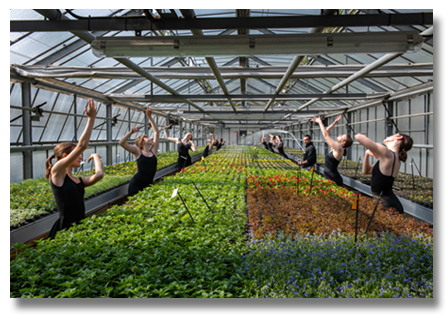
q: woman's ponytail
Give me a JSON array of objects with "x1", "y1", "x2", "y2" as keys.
[
  {"x1": 398, "y1": 134, "x2": 413, "y2": 162},
  {"x1": 44, "y1": 142, "x2": 76, "y2": 178},
  {"x1": 399, "y1": 148, "x2": 408, "y2": 162},
  {"x1": 342, "y1": 134, "x2": 353, "y2": 157},
  {"x1": 45, "y1": 155, "x2": 55, "y2": 179}
]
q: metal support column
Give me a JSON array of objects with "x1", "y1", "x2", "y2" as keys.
[
  {"x1": 21, "y1": 81, "x2": 33, "y2": 179},
  {"x1": 323, "y1": 118, "x2": 329, "y2": 154},
  {"x1": 106, "y1": 104, "x2": 112, "y2": 166},
  {"x1": 386, "y1": 101, "x2": 394, "y2": 137},
  {"x1": 346, "y1": 112, "x2": 353, "y2": 161},
  {"x1": 73, "y1": 94, "x2": 78, "y2": 142},
  {"x1": 144, "y1": 110, "x2": 149, "y2": 136}
]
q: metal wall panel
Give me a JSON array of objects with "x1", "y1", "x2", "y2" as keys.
[
  {"x1": 10, "y1": 153, "x2": 23, "y2": 184},
  {"x1": 32, "y1": 150, "x2": 47, "y2": 179}
]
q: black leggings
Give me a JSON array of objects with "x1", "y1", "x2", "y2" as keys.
[{"x1": 373, "y1": 190, "x2": 404, "y2": 214}]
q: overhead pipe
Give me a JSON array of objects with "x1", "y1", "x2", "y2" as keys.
[
  {"x1": 33, "y1": 9, "x2": 204, "y2": 113},
  {"x1": 280, "y1": 25, "x2": 434, "y2": 121},
  {"x1": 10, "y1": 63, "x2": 434, "y2": 80}
]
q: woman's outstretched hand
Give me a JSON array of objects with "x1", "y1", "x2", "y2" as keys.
[
  {"x1": 335, "y1": 114, "x2": 342, "y2": 123},
  {"x1": 145, "y1": 106, "x2": 153, "y2": 118},
  {"x1": 85, "y1": 98, "x2": 97, "y2": 119},
  {"x1": 311, "y1": 116, "x2": 322, "y2": 124},
  {"x1": 131, "y1": 126, "x2": 140, "y2": 134}
]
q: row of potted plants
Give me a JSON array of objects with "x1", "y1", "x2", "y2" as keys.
[{"x1": 9, "y1": 145, "x2": 207, "y2": 228}]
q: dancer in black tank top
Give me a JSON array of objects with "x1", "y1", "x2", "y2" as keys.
[
  {"x1": 275, "y1": 135, "x2": 288, "y2": 159},
  {"x1": 44, "y1": 99, "x2": 104, "y2": 239},
  {"x1": 356, "y1": 133, "x2": 414, "y2": 214},
  {"x1": 203, "y1": 133, "x2": 218, "y2": 158},
  {"x1": 216, "y1": 138, "x2": 225, "y2": 151},
  {"x1": 312, "y1": 114, "x2": 353, "y2": 187},
  {"x1": 267, "y1": 134, "x2": 275, "y2": 153},
  {"x1": 164, "y1": 124, "x2": 198, "y2": 171},
  {"x1": 119, "y1": 106, "x2": 160, "y2": 197},
  {"x1": 261, "y1": 132, "x2": 269, "y2": 150},
  {"x1": 324, "y1": 151, "x2": 343, "y2": 186}
]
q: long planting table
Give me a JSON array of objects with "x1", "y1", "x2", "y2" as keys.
[
  {"x1": 10, "y1": 151, "x2": 211, "y2": 247},
  {"x1": 283, "y1": 152, "x2": 433, "y2": 225}
]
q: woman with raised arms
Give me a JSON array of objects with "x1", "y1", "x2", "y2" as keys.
[
  {"x1": 261, "y1": 132, "x2": 269, "y2": 150},
  {"x1": 202, "y1": 133, "x2": 218, "y2": 158},
  {"x1": 275, "y1": 135, "x2": 288, "y2": 159},
  {"x1": 45, "y1": 98, "x2": 104, "y2": 239},
  {"x1": 355, "y1": 132, "x2": 413, "y2": 213},
  {"x1": 312, "y1": 114, "x2": 353, "y2": 186},
  {"x1": 164, "y1": 124, "x2": 198, "y2": 171},
  {"x1": 119, "y1": 106, "x2": 159, "y2": 196}
]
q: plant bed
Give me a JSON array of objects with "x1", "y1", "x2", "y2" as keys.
[
  {"x1": 10, "y1": 146, "x2": 208, "y2": 228},
  {"x1": 10, "y1": 146, "x2": 433, "y2": 298}
]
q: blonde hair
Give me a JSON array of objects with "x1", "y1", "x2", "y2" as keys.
[{"x1": 135, "y1": 134, "x2": 147, "y2": 150}]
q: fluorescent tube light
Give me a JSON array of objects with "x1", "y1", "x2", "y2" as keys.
[{"x1": 91, "y1": 32, "x2": 423, "y2": 58}]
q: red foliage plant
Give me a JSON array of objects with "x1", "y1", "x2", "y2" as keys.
[{"x1": 246, "y1": 187, "x2": 432, "y2": 240}]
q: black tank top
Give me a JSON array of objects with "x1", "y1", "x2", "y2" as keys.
[
  {"x1": 203, "y1": 144, "x2": 210, "y2": 157},
  {"x1": 128, "y1": 149, "x2": 157, "y2": 196},
  {"x1": 262, "y1": 141, "x2": 269, "y2": 150},
  {"x1": 325, "y1": 151, "x2": 340, "y2": 172},
  {"x1": 371, "y1": 152, "x2": 396, "y2": 194},
  {"x1": 216, "y1": 142, "x2": 222, "y2": 151},
  {"x1": 48, "y1": 174, "x2": 85, "y2": 239},
  {"x1": 277, "y1": 143, "x2": 286, "y2": 157},
  {"x1": 267, "y1": 142, "x2": 274, "y2": 152},
  {"x1": 177, "y1": 139, "x2": 191, "y2": 159}
]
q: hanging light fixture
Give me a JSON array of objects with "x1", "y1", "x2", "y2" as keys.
[{"x1": 91, "y1": 31, "x2": 423, "y2": 58}]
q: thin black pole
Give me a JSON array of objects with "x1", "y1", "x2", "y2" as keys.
[
  {"x1": 411, "y1": 158, "x2": 422, "y2": 177},
  {"x1": 410, "y1": 160, "x2": 415, "y2": 190},
  {"x1": 354, "y1": 157, "x2": 361, "y2": 180},
  {"x1": 365, "y1": 191, "x2": 383, "y2": 236},
  {"x1": 177, "y1": 190, "x2": 195, "y2": 224},
  {"x1": 309, "y1": 167, "x2": 315, "y2": 195},
  {"x1": 354, "y1": 193, "x2": 360, "y2": 243},
  {"x1": 296, "y1": 163, "x2": 299, "y2": 193},
  {"x1": 192, "y1": 181, "x2": 214, "y2": 214}
]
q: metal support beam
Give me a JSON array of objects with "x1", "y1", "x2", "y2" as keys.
[
  {"x1": 106, "y1": 104, "x2": 112, "y2": 165},
  {"x1": 11, "y1": 13, "x2": 433, "y2": 32},
  {"x1": 109, "y1": 93, "x2": 373, "y2": 102},
  {"x1": 73, "y1": 94, "x2": 78, "y2": 142},
  {"x1": 236, "y1": 9, "x2": 250, "y2": 107},
  {"x1": 386, "y1": 101, "x2": 394, "y2": 137},
  {"x1": 180, "y1": 9, "x2": 236, "y2": 112},
  {"x1": 21, "y1": 81, "x2": 33, "y2": 179}
]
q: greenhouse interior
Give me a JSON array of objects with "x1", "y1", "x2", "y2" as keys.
[{"x1": 9, "y1": 9, "x2": 434, "y2": 299}]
